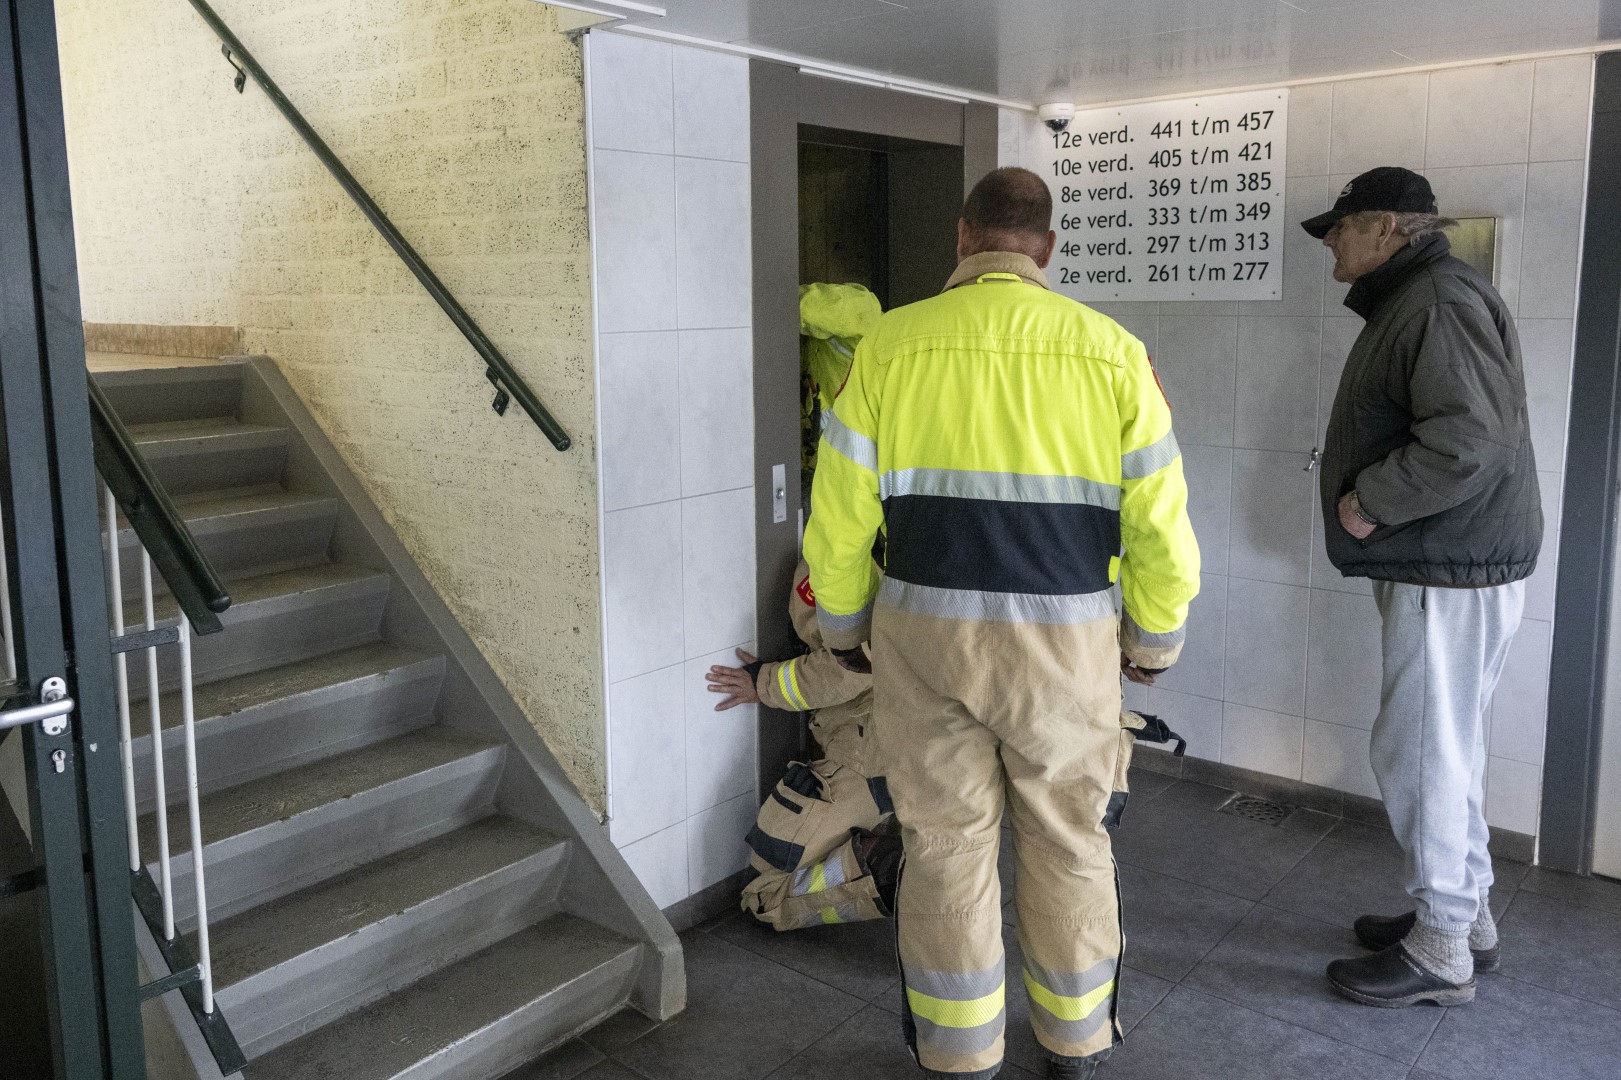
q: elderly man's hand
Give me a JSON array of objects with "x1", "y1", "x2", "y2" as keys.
[
  {"x1": 706, "y1": 649, "x2": 760, "y2": 711},
  {"x1": 1338, "y1": 492, "x2": 1378, "y2": 540}
]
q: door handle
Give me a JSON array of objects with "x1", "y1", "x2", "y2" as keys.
[{"x1": 0, "y1": 676, "x2": 71, "y2": 735}]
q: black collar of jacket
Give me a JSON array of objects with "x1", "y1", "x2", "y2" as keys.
[{"x1": 1343, "y1": 233, "x2": 1452, "y2": 320}]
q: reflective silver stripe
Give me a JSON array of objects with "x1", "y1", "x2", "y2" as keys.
[
  {"x1": 879, "y1": 579, "x2": 1116, "y2": 626},
  {"x1": 1122, "y1": 609, "x2": 1185, "y2": 650},
  {"x1": 912, "y1": 1008, "x2": 1007, "y2": 1057},
  {"x1": 821, "y1": 411, "x2": 878, "y2": 472},
  {"x1": 1023, "y1": 957, "x2": 1116, "y2": 999},
  {"x1": 1027, "y1": 998, "x2": 1111, "y2": 1047},
  {"x1": 879, "y1": 468, "x2": 1121, "y2": 510},
  {"x1": 817, "y1": 603, "x2": 873, "y2": 635},
  {"x1": 829, "y1": 338, "x2": 855, "y2": 357},
  {"x1": 1121, "y1": 429, "x2": 1181, "y2": 480},
  {"x1": 907, "y1": 964, "x2": 1005, "y2": 1001}
]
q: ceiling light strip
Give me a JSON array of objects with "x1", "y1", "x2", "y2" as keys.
[
  {"x1": 607, "y1": 23, "x2": 1034, "y2": 112},
  {"x1": 1073, "y1": 42, "x2": 1621, "y2": 110}
]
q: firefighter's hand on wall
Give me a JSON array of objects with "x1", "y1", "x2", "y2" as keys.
[
  {"x1": 1121, "y1": 652, "x2": 1160, "y2": 686},
  {"x1": 707, "y1": 649, "x2": 762, "y2": 711}
]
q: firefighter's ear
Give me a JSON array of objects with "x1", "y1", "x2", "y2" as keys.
[{"x1": 1035, "y1": 229, "x2": 1057, "y2": 269}]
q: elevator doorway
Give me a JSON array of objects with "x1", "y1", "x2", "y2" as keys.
[{"x1": 750, "y1": 64, "x2": 998, "y2": 791}]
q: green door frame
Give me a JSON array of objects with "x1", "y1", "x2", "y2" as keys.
[{"x1": 0, "y1": 0, "x2": 147, "y2": 1075}]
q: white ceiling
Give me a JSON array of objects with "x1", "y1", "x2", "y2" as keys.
[{"x1": 621, "y1": 0, "x2": 1620, "y2": 104}]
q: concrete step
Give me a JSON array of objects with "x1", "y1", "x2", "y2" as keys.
[
  {"x1": 124, "y1": 563, "x2": 391, "y2": 692},
  {"x1": 206, "y1": 816, "x2": 570, "y2": 1059},
  {"x1": 129, "y1": 643, "x2": 445, "y2": 811},
  {"x1": 113, "y1": 488, "x2": 337, "y2": 591},
  {"x1": 93, "y1": 364, "x2": 244, "y2": 427},
  {"x1": 138, "y1": 726, "x2": 503, "y2": 929},
  {"x1": 126, "y1": 417, "x2": 289, "y2": 497},
  {"x1": 241, "y1": 915, "x2": 641, "y2": 1080}
]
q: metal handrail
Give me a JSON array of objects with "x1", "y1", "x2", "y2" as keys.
[
  {"x1": 88, "y1": 379, "x2": 230, "y2": 634},
  {"x1": 184, "y1": 0, "x2": 573, "y2": 452}
]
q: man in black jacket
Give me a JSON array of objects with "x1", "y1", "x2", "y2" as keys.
[{"x1": 1304, "y1": 167, "x2": 1541, "y2": 1008}]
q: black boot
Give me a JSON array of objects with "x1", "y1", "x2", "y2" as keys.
[
  {"x1": 1326, "y1": 943, "x2": 1475, "y2": 1008},
  {"x1": 1047, "y1": 1049, "x2": 1110, "y2": 1079},
  {"x1": 1353, "y1": 911, "x2": 1500, "y2": 972}
]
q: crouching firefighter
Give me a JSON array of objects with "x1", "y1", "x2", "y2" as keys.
[{"x1": 706, "y1": 557, "x2": 902, "y2": 930}]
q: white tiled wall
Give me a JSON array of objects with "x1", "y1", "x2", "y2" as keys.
[
  {"x1": 1009, "y1": 56, "x2": 1592, "y2": 837},
  {"x1": 587, "y1": 32, "x2": 758, "y2": 907}
]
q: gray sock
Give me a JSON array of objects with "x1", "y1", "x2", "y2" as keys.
[
  {"x1": 1402, "y1": 921, "x2": 1473, "y2": 984},
  {"x1": 1470, "y1": 895, "x2": 1498, "y2": 951}
]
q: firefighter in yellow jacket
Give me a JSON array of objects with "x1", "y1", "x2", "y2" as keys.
[
  {"x1": 804, "y1": 167, "x2": 1201, "y2": 1080},
  {"x1": 706, "y1": 558, "x2": 902, "y2": 930}
]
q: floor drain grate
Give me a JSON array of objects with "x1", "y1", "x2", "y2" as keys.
[{"x1": 1218, "y1": 793, "x2": 1294, "y2": 827}]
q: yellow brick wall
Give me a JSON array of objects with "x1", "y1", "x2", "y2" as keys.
[{"x1": 56, "y1": 0, "x2": 608, "y2": 809}]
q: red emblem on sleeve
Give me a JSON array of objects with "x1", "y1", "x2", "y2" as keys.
[
  {"x1": 796, "y1": 577, "x2": 817, "y2": 608},
  {"x1": 1148, "y1": 355, "x2": 1172, "y2": 410}
]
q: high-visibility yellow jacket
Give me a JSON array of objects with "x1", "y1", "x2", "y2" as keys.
[{"x1": 803, "y1": 251, "x2": 1200, "y2": 667}]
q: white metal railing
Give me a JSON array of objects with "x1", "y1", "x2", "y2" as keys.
[
  {"x1": 0, "y1": 501, "x2": 16, "y2": 684},
  {"x1": 104, "y1": 483, "x2": 215, "y2": 1013}
]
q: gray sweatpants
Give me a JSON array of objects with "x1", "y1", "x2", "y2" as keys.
[{"x1": 1371, "y1": 580, "x2": 1524, "y2": 933}]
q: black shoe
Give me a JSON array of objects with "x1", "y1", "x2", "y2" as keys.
[
  {"x1": 1353, "y1": 911, "x2": 1501, "y2": 972},
  {"x1": 1047, "y1": 1049, "x2": 1110, "y2": 1079},
  {"x1": 1326, "y1": 943, "x2": 1475, "y2": 1008}
]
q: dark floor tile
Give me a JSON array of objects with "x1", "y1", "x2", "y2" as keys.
[
  {"x1": 580, "y1": 1007, "x2": 663, "y2": 1054},
  {"x1": 1520, "y1": 867, "x2": 1621, "y2": 919},
  {"x1": 1110, "y1": 780, "x2": 1336, "y2": 899},
  {"x1": 1406, "y1": 1072, "x2": 1448, "y2": 1079},
  {"x1": 1183, "y1": 904, "x2": 1443, "y2": 1064},
  {"x1": 577, "y1": 1064, "x2": 649, "y2": 1080},
  {"x1": 498, "y1": 1039, "x2": 606, "y2": 1080},
  {"x1": 1415, "y1": 975, "x2": 1621, "y2": 1080},
  {"x1": 1099, "y1": 987, "x2": 1407, "y2": 1080},
  {"x1": 765, "y1": 1004, "x2": 1040, "y2": 1080},
  {"x1": 1119, "y1": 862, "x2": 1255, "y2": 981},
  {"x1": 710, "y1": 909, "x2": 900, "y2": 1002},
  {"x1": 612, "y1": 932, "x2": 863, "y2": 1080},
  {"x1": 1126, "y1": 766, "x2": 1177, "y2": 804},
  {"x1": 1262, "y1": 837, "x2": 1413, "y2": 931},
  {"x1": 1498, "y1": 891, "x2": 1621, "y2": 1010}
]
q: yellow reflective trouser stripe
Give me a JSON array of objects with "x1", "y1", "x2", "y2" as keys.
[
  {"x1": 905, "y1": 982, "x2": 1006, "y2": 1029},
  {"x1": 1022, "y1": 969, "x2": 1115, "y2": 1022},
  {"x1": 807, "y1": 862, "x2": 843, "y2": 923},
  {"x1": 777, "y1": 659, "x2": 810, "y2": 711}
]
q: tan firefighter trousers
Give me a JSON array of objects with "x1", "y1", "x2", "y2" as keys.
[{"x1": 875, "y1": 608, "x2": 1127, "y2": 1078}]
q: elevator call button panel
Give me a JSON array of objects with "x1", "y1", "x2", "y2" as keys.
[{"x1": 1039, "y1": 88, "x2": 1289, "y2": 303}]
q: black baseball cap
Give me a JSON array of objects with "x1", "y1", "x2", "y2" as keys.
[{"x1": 1301, "y1": 166, "x2": 1437, "y2": 239}]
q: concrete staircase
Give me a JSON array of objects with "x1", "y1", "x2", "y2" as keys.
[{"x1": 96, "y1": 359, "x2": 681, "y2": 1080}]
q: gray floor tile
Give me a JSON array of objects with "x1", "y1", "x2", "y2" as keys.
[
  {"x1": 1100, "y1": 987, "x2": 1408, "y2": 1080},
  {"x1": 498, "y1": 1038, "x2": 605, "y2": 1080},
  {"x1": 1183, "y1": 904, "x2": 1443, "y2": 1064},
  {"x1": 612, "y1": 932, "x2": 863, "y2": 1080},
  {"x1": 580, "y1": 1007, "x2": 663, "y2": 1054},
  {"x1": 1262, "y1": 837, "x2": 1413, "y2": 931},
  {"x1": 1119, "y1": 862, "x2": 1255, "y2": 981},
  {"x1": 1111, "y1": 780, "x2": 1337, "y2": 899},
  {"x1": 577, "y1": 1064, "x2": 649, "y2": 1080},
  {"x1": 710, "y1": 909, "x2": 900, "y2": 1002},
  {"x1": 1406, "y1": 1072, "x2": 1448, "y2": 1079},
  {"x1": 1520, "y1": 867, "x2": 1621, "y2": 918},
  {"x1": 1126, "y1": 766, "x2": 1178, "y2": 804},
  {"x1": 1264, "y1": 834, "x2": 1521, "y2": 930},
  {"x1": 1415, "y1": 975, "x2": 1621, "y2": 1080},
  {"x1": 765, "y1": 1004, "x2": 1041, "y2": 1079},
  {"x1": 1498, "y1": 891, "x2": 1621, "y2": 1010}
]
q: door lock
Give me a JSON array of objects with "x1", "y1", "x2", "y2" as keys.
[{"x1": 50, "y1": 750, "x2": 66, "y2": 774}]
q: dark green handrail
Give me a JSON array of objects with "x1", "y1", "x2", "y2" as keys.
[
  {"x1": 88, "y1": 379, "x2": 229, "y2": 635},
  {"x1": 185, "y1": 0, "x2": 572, "y2": 452}
]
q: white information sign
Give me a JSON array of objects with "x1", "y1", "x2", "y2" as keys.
[{"x1": 1038, "y1": 88, "x2": 1289, "y2": 303}]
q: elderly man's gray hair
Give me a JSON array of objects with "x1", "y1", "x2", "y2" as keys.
[{"x1": 1344, "y1": 209, "x2": 1459, "y2": 245}]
